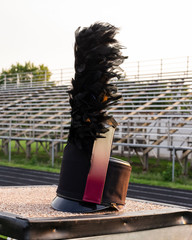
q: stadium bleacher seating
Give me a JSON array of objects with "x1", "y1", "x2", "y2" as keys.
[{"x1": 1, "y1": 65, "x2": 192, "y2": 174}]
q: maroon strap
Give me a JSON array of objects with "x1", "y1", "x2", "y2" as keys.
[{"x1": 83, "y1": 127, "x2": 115, "y2": 204}]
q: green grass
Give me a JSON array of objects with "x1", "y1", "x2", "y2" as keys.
[
  {"x1": 0, "y1": 235, "x2": 7, "y2": 239},
  {"x1": 118, "y1": 155, "x2": 192, "y2": 191},
  {"x1": 0, "y1": 140, "x2": 64, "y2": 169},
  {"x1": 130, "y1": 172, "x2": 192, "y2": 191},
  {"x1": 0, "y1": 160, "x2": 60, "y2": 173},
  {"x1": 0, "y1": 140, "x2": 192, "y2": 191}
]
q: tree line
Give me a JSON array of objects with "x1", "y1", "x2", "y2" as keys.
[{"x1": 0, "y1": 62, "x2": 51, "y2": 85}]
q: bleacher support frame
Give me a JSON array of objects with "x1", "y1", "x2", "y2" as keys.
[{"x1": 1, "y1": 57, "x2": 192, "y2": 179}]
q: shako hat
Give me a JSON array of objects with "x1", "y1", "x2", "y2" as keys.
[{"x1": 52, "y1": 22, "x2": 131, "y2": 213}]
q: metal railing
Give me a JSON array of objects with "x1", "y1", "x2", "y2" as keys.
[
  {"x1": 123, "y1": 56, "x2": 192, "y2": 79},
  {"x1": 1, "y1": 56, "x2": 192, "y2": 89}
]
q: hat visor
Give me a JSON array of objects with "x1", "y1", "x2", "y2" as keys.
[{"x1": 51, "y1": 196, "x2": 113, "y2": 213}]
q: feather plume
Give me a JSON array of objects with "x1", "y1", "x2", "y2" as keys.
[{"x1": 68, "y1": 22, "x2": 127, "y2": 150}]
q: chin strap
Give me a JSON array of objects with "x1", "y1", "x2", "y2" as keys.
[
  {"x1": 106, "y1": 117, "x2": 118, "y2": 128},
  {"x1": 82, "y1": 126, "x2": 115, "y2": 204}
]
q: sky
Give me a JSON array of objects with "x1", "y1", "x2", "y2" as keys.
[{"x1": 0, "y1": 0, "x2": 192, "y2": 72}]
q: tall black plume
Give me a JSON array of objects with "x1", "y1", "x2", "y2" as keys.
[{"x1": 68, "y1": 22, "x2": 127, "y2": 150}]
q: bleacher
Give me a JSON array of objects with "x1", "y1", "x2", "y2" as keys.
[
  {"x1": 1, "y1": 57, "x2": 192, "y2": 174},
  {"x1": 112, "y1": 77, "x2": 192, "y2": 172},
  {"x1": 0, "y1": 85, "x2": 71, "y2": 159}
]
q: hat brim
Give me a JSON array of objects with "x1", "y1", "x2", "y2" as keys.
[{"x1": 51, "y1": 196, "x2": 113, "y2": 213}]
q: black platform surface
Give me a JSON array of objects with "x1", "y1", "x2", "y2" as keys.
[
  {"x1": 1, "y1": 206, "x2": 192, "y2": 240},
  {"x1": 0, "y1": 165, "x2": 192, "y2": 208}
]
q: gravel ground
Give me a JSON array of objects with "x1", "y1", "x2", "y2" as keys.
[{"x1": 0, "y1": 185, "x2": 172, "y2": 219}]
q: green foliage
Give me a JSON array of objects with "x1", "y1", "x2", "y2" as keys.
[
  {"x1": 162, "y1": 163, "x2": 182, "y2": 181},
  {"x1": 0, "y1": 235, "x2": 7, "y2": 239},
  {"x1": 0, "y1": 61, "x2": 51, "y2": 84},
  {"x1": 130, "y1": 172, "x2": 192, "y2": 191},
  {"x1": 188, "y1": 167, "x2": 192, "y2": 178}
]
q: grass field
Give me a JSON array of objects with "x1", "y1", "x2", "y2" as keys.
[
  {"x1": 0, "y1": 235, "x2": 7, "y2": 239},
  {"x1": 0, "y1": 140, "x2": 192, "y2": 190}
]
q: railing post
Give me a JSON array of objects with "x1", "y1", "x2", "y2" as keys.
[
  {"x1": 9, "y1": 139, "x2": 11, "y2": 162},
  {"x1": 60, "y1": 117, "x2": 63, "y2": 139},
  {"x1": 30, "y1": 72, "x2": 33, "y2": 87},
  {"x1": 172, "y1": 147, "x2": 175, "y2": 182},
  {"x1": 17, "y1": 73, "x2": 20, "y2": 88},
  {"x1": 33, "y1": 120, "x2": 35, "y2": 139},
  {"x1": 160, "y1": 59, "x2": 163, "y2": 79},
  {"x1": 52, "y1": 140, "x2": 54, "y2": 167},
  {"x1": 127, "y1": 119, "x2": 131, "y2": 162},
  {"x1": 167, "y1": 120, "x2": 170, "y2": 146},
  {"x1": 4, "y1": 75, "x2": 7, "y2": 89},
  {"x1": 157, "y1": 119, "x2": 160, "y2": 163},
  {"x1": 45, "y1": 70, "x2": 47, "y2": 86},
  {"x1": 187, "y1": 56, "x2": 189, "y2": 77},
  {"x1": 61, "y1": 69, "x2": 63, "y2": 85},
  {"x1": 137, "y1": 61, "x2": 140, "y2": 80},
  {"x1": 9, "y1": 120, "x2": 12, "y2": 162}
]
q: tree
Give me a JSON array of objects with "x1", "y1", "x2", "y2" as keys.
[{"x1": 0, "y1": 62, "x2": 51, "y2": 85}]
